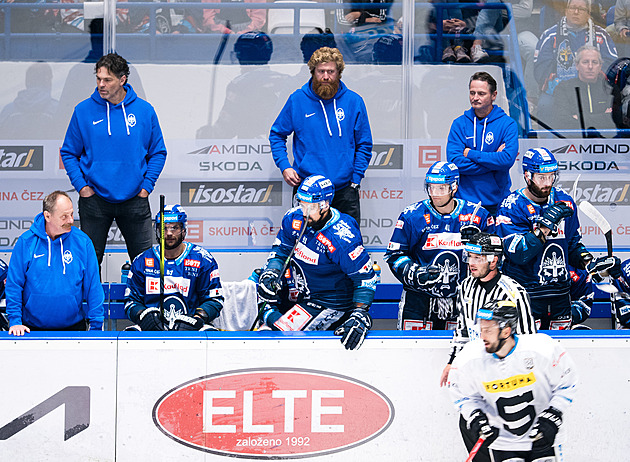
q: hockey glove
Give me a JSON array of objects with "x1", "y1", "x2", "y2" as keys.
[
  {"x1": 415, "y1": 264, "x2": 441, "y2": 288},
  {"x1": 335, "y1": 309, "x2": 372, "y2": 351},
  {"x1": 138, "y1": 307, "x2": 165, "y2": 331},
  {"x1": 571, "y1": 299, "x2": 591, "y2": 324},
  {"x1": 460, "y1": 225, "x2": 481, "y2": 243},
  {"x1": 587, "y1": 256, "x2": 622, "y2": 279},
  {"x1": 615, "y1": 296, "x2": 630, "y2": 327},
  {"x1": 529, "y1": 407, "x2": 562, "y2": 450},
  {"x1": 257, "y1": 268, "x2": 282, "y2": 302},
  {"x1": 468, "y1": 409, "x2": 499, "y2": 446},
  {"x1": 173, "y1": 314, "x2": 205, "y2": 331},
  {"x1": 262, "y1": 307, "x2": 283, "y2": 330},
  {"x1": 538, "y1": 202, "x2": 573, "y2": 234}
]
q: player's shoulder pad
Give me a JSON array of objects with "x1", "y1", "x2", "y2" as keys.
[
  {"x1": 323, "y1": 210, "x2": 363, "y2": 247},
  {"x1": 453, "y1": 338, "x2": 486, "y2": 366},
  {"x1": 552, "y1": 188, "x2": 576, "y2": 210},
  {"x1": 498, "y1": 190, "x2": 523, "y2": 211},
  {"x1": 401, "y1": 200, "x2": 425, "y2": 216},
  {"x1": 517, "y1": 332, "x2": 560, "y2": 357},
  {"x1": 190, "y1": 244, "x2": 215, "y2": 263}
]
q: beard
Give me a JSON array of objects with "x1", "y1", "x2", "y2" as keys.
[
  {"x1": 528, "y1": 181, "x2": 552, "y2": 200},
  {"x1": 313, "y1": 77, "x2": 340, "y2": 100}
]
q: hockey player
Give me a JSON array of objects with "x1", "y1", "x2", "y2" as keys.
[
  {"x1": 448, "y1": 300, "x2": 578, "y2": 461},
  {"x1": 440, "y1": 232, "x2": 535, "y2": 388},
  {"x1": 124, "y1": 204, "x2": 223, "y2": 331},
  {"x1": 496, "y1": 147, "x2": 612, "y2": 329},
  {"x1": 257, "y1": 175, "x2": 377, "y2": 350},
  {"x1": 384, "y1": 161, "x2": 494, "y2": 330}
]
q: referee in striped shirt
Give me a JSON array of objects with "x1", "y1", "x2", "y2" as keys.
[{"x1": 440, "y1": 232, "x2": 536, "y2": 461}]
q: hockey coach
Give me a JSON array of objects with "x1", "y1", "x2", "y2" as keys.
[
  {"x1": 60, "y1": 53, "x2": 167, "y2": 268},
  {"x1": 269, "y1": 46, "x2": 372, "y2": 224}
]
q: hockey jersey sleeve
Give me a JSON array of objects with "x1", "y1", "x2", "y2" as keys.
[
  {"x1": 496, "y1": 196, "x2": 546, "y2": 265},
  {"x1": 543, "y1": 337, "x2": 579, "y2": 414},
  {"x1": 195, "y1": 253, "x2": 224, "y2": 321},
  {"x1": 384, "y1": 208, "x2": 418, "y2": 288},
  {"x1": 124, "y1": 254, "x2": 150, "y2": 323},
  {"x1": 448, "y1": 348, "x2": 487, "y2": 421}
]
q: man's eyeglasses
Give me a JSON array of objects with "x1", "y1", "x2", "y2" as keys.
[{"x1": 567, "y1": 6, "x2": 589, "y2": 13}]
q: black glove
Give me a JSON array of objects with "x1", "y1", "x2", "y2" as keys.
[
  {"x1": 334, "y1": 309, "x2": 372, "y2": 350},
  {"x1": 468, "y1": 409, "x2": 499, "y2": 446},
  {"x1": 538, "y1": 202, "x2": 573, "y2": 234},
  {"x1": 587, "y1": 256, "x2": 622, "y2": 279},
  {"x1": 138, "y1": 307, "x2": 164, "y2": 331},
  {"x1": 403, "y1": 263, "x2": 441, "y2": 290},
  {"x1": 257, "y1": 268, "x2": 282, "y2": 302},
  {"x1": 460, "y1": 225, "x2": 481, "y2": 243},
  {"x1": 571, "y1": 299, "x2": 591, "y2": 324},
  {"x1": 529, "y1": 407, "x2": 562, "y2": 450},
  {"x1": 173, "y1": 314, "x2": 205, "y2": 331}
]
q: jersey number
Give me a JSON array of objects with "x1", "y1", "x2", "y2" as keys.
[{"x1": 496, "y1": 391, "x2": 536, "y2": 436}]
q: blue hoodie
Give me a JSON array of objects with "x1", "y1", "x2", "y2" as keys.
[
  {"x1": 5, "y1": 213, "x2": 104, "y2": 330},
  {"x1": 446, "y1": 105, "x2": 519, "y2": 213},
  {"x1": 60, "y1": 83, "x2": 167, "y2": 203},
  {"x1": 269, "y1": 79, "x2": 373, "y2": 189}
]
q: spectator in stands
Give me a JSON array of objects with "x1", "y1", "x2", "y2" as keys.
[
  {"x1": 446, "y1": 71, "x2": 519, "y2": 216},
  {"x1": 5, "y1": 191, "x2": 104, "y2": 336},
  {"x1": 269, "y1": 47, "x2": 372, "y2": 224},
  {"x1": 60, "y1": 53, "x2": 167, "y2": 269},
  {"x1": 607, "y1": 0, "x2": 630, "y2": 54},
  {"x1": 196, "y1": 31, "x2": 293, "y2": 139},
  {"x1": 534, "y1": 0, "x2": 617, "y2": 125},
  {"x1": 0, "y1": 62, "x2": 58, "y2": 139},
  {"x1": 201, "y1": 0, "x2": 266, "y2": 34},
  {"x1": 552, "y1": 46, "x2": 615, "y2": 133}
]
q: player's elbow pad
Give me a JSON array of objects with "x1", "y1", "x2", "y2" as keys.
[{"x1": 505, "y1": 233, "x2": 544, "y2": 265}]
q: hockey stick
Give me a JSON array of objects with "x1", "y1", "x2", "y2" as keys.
[
  {"x1": 465, "y1": 435, "x2": 486, "y2": 462},
  {"x1": 570, "y1": 174, "x2": 581, "y2": 202},
  {"x1": 249, "y1": 212, "x2": 309, "y2": 331},
  {"x1": 578, "y1": 201, "x2": 616, "y2": 327},
  {"x1": 575, "y1": 87, "x2": 587, "y2": 139},
  {"x1": 159, "y1": 195, "x2": 165, "y2": 319}
]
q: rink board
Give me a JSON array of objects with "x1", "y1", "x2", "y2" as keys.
[{"x1": 0, "y1": 331, "x2": 628, "y2": 461}]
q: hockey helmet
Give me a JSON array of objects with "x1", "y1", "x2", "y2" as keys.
[
  {"x1": 235, "y1": 31, "x2": 273, "y2": 65},
  {"x1": 424, "y1": 161, "x2": 459, "y2": 195},
  {"x1": 522, "y1": 147, "x2": 558, "y2": 174},
  {"x1": 476, "y1": 299, "x2": 519, "y2": 331},
  {"x1": 300, "y1": 29, "x2": 337, "y2": 63},
  {"x1": 155, "y1": 204, "x2": 187, "y2": 235},
  {"x1": 296, "y1": 175, "x2": 335, "y2": 204},
  {"x1": 464, "y1": 232, "x2": 503, "y2": 263}
]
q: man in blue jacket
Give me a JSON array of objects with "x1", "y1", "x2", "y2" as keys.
[
  {"x1": 446, "y1": 72, "x2": 519, "y2": 216},
  {"x1": 5, "y1": 191, "x2": 104, "y2": 336},
  {"x1": 269, "y1": 47, "x2": 373, "y2": 225},
  {"x1": 60, "y1": 53, "x2": 167, "y2": 267}
]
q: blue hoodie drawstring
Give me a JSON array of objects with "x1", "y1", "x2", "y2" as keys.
[
  {"x1": 47, "y1": 236, "x2": 51, "y2": 267},
  {"x1": 106, "y1": 102, "x2": 111, "y2": 136},
  {"x1": 106, "y1": 101, "x2": 130, "y2": 136},
  {"x1": 60, "y1": 236, "x2": 66, "y2": 275},
  {"x1": 333, "y1": 99, "x2": 342, "y2": 136},
  {"x1": 473, "y1": 117, "x2": 477, "y2": 148},
  {"x1": 480, "y1": 118, "x2": 488, "y2": 152},
  {"x1": 122, "y1": 102, "x2": 130, "y2": 135},
  {"x1": 319, "y1": 100, "x2": 333, "y2": 137}
]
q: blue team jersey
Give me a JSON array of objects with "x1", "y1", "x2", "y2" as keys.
[
  {"x1": 0, "y1": 258, "x2": 7, "y2": 302},
  {"x1": 384, "y1": 198, "x2": 494, "y2": 298},
  {"x1": 496, "y1": 187, "x2": 582, "y2": 298},
  {"x1": 125, "y1": 242, "x2": 223, "y2": 324},
  {"x1": 268, "y1": 207, "x2": 377, "y2": 310}
]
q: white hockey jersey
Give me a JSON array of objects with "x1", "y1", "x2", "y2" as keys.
[{"x1": 449, "y1": 333, "x2": 578, "y2": 451}]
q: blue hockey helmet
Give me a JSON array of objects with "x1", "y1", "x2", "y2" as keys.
[
  {"x1": 424, "y1": 161, "x2": 459, "y2": 195},
  {"x1": 234, "y1": 31, "x2": 273, "y2": 65},
  {"x1": 155, "y1": 204, "x2": 187, "y2": 233},
  {"x1": 372, "y1": 34, "x2": 403, "y2": 64},
  {"x1": 522, "y1": 147, "x2": 558, "y2": 174},
  {"x1": 296, "y1": 175, "x2": 335, "y2": 204}
]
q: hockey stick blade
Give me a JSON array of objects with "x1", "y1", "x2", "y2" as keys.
[
  {"x1": 465, "y1": 435, "x2": 486, "y2": 462},
  {"x1": 578, "y1": 201, "x2": 613, "y2": 256}
]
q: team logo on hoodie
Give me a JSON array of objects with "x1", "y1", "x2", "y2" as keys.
[
  {"x1": 336, "y1": 108, "x2": 345, "y2": 121},
  {"x1": 63, "y1": 250, "x2": 73, "y2": 264},
  {"x1": 127, "y1": 114, "x2": 137, "y2": 127},
  {"x1": 485, "y1": 131, "x2": 494, "y2": 145}
]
